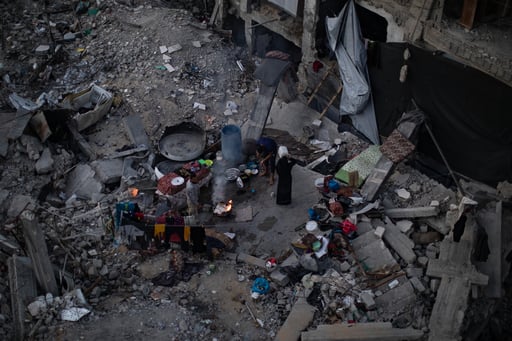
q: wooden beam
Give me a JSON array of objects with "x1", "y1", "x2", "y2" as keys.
[
  {"x1": 460, "y1": 0, "x2": 478, "y2": 29},
  {"x1": 21, "y1": 210, "x2": 59, "y2": 296},
  {"x1": 8, "y1": 255, "x2": 37, "y2": 341}
]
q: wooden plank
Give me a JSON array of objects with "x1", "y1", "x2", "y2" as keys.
[
  {"x1": 242, "y1": 82, "x2": 279, "y2": 142},
  {"x1": 8, "y1": 255, "x2": 38, "y2": 341},
  {"x1": 307, "y1": 63, "x2": 336, "y2": 105},
  {"x1": 66, "y1": 121, "x2": 97, "y2": 161},
  {"x1": 209, "y1": 0, "x2": 220, "y2": 27},
  {"x1": 21, "y1": 210, "x2": 59, "y2": 295},
  {"x1": 319, "y1": 84, "x2": 343, "y2": 119},
  {"x1": 460, "y1": 0, "x2": 478, "y2": 29}
]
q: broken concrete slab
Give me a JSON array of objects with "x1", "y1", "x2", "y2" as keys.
[
  {"x1": 381, "y1": 218, "x2": 416, "y2": 264},
  {"x1": 475, "y1": 201, "x2": 502, "y2": 298},
  {"x1": 0, "y1": 111, "x2": 33, "y2": 157},
  {"x1": 426, "y1": 240, "x2": 488, "y2": 286},
  {"x1": 374, "y1": 276, "x2": 416, "y2": 314},
  {"x1": 35, "y1": 147, "x2": 54, "y2": 174},
  {"x1": 361, "y1": 157, "x2": 396, "y2": 200},
  {"x1": 270, "y1": 269, "x2": 290, "y2": 286},
  {"x1": 20, "y1": 134, "x2": 43, "y2": 160},
  {"x1": 91, "y1": 158, "x2": 124, "y2": 185},
  {"x1": 7, "y1": 195, "x2": 35, "y2": 218},
  {"x1": 409, "y1": 276, "x2": 426, "y2": 293},
  {"x1": 352, "y1": 230, "x2": 399, "y2": 273},
  {"x1": 275, "y1": 297, "x2": 316, "y2": 341},
  {"x1": 421, "y1": 216, "x2": 451, "y2": 235},
  {"x1": 29, "y1": 110, "x2": 51, "y2": 142},
  {"x1": 65, "y1": 164, "x2": 104, "y2": 200},
  {"x1": 237, "y1": 253, "x2": 266, "y2": 268},
  {"x1": 301, "y1": 322, "x2": 423, "y2": 341},
  {"x1": 396, "y1": 220, "x2": 413, "y2": 234},
  {"x1": 384, "y1": 206, "x2": 438, "y2": 219},
  {"x1": 123, "y1": 114, "x2": 151, "y2": 149},
  {"x1": 234, "y1": 205, "x2": 253, "y2": 222},
  {"x1": 427, "y1": 215, "x2": 488, "y2": 341}
]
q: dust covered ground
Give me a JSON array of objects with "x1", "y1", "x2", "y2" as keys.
[{"x1": 1, "y1": 1, "x2": 512, "y2": 341}]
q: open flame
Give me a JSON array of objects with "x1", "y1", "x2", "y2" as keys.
[{"x1": 214, "y1": 199, "x2": 233, "y2": 216}]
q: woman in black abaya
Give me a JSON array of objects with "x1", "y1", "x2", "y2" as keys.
[{"x1": 276, "y1": 147, "x2": 296, "y2": 205}]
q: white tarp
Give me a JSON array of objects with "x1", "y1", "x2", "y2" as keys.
[{"x1": 325, "y1": 0, "x2": 380, "y2": 145}]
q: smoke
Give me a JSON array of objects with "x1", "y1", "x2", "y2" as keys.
[{"x1": 211, "y1": 155, "x2": 229, "y2": 205}]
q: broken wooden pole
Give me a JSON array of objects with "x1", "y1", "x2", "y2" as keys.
[
  {"x1": 66, "y1": 121, "x2": 97, "y2": 161},
  {"x1": 20, "y1": 210, "x2": 59, "y2": 296},
  {"x1": 8, "y1": 255, "x2": 38, "y2": 341}
]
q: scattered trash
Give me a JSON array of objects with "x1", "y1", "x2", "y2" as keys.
[
  {"x1": 163, "y1": 64, "x2": 176, "y2": 73},
  {"x1": 60, "y1": 307, "x2": 91, "y2": 321},
  {"x1": 167, "y1": 44, "x2": 182, "y2": 54},
  {"x1": 236, "y1": 60, "x2": 245, "y2": 72},
  {"x1": 251, "y1": 277, "x2": 270, "y2": 299},
  {"x1": 59, "y1": 84, "x2": 113, "y2": 132},
  {"x1": 192, "y1": 41, "x2": 201, "y2": 48},
  {"x1": 193, "y1": 102, "x2": 206, "y2": 110},
  {"x1": 265, "y1": 258, "x2": 277, "y2": 272}
]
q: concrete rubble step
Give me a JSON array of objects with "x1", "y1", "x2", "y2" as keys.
[
  {"x1": 374, "y1": 275, "x2": 416, "y2": 314},
  {"x1": 381, "y1": 217, "x2": 416, "y2": 264},
  {"x1": 384, "y1": 206, "x2": 438, "y2": 219},
  {"x1": 275, "y1": 297, "x2": 316, "y2": 341},
  {"x1": 351, "y1": 230, "x2": 399, "y2": 272},
  {"x1": 301, "y1": 322, "x2": 423, "y2": 341},
  {"x1": 427, "y1": 216, "x2": 488, "y2": 341}
]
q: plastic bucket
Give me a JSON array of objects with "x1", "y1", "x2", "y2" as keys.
[{"x1": 221, "y1": 125, "x2": 243, "y2": 165}]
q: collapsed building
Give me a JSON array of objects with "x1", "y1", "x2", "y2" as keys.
[{"x1": 0, "y1": 0, "x2": 511, "y2": 340}]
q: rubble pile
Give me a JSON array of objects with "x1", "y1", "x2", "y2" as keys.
[{"x1": 1, "y1": 1, "x2": 511, "y2": 341}]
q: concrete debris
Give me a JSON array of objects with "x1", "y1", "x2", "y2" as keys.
[
  {"x1": 0, "y1": 2, "x2": 509, "y2": 341},
  {"x1": 35, "y1": 148, "x2": 54, "y2": 174},
  {"x1": 275, "y1": 298, "x2": 316, "y2": 341},
  {"x1": 301, "y1": 322, "x2": 423, "y2": 341},
  {"x1": 59, "y1": 85, "x2": 114, "y2": 132}
]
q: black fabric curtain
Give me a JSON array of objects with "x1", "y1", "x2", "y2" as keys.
[{"x1": 367, "y1": 42, "x2": 512, "y2": 185}]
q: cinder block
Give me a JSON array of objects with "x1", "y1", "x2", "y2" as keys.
[
  {"x1": 271, "y1": 270, "x2": 290, "y2": 286},
  {"x1": 237, "y1": 253, "x2": 266, "y2": 268},
  {"x1": 359, "y1": 291, "x2": 376, "y2": 310},
  {"x1": 374, "y1": 226, "x2": 385, "y2": 239},
  {"x1": 410, "y1": 277, "x2": 426, "y2": 293}
]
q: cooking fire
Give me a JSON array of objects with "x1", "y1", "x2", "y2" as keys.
[{"x1": 214, "y1": 200, "x2": 233, "y2": 216}]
